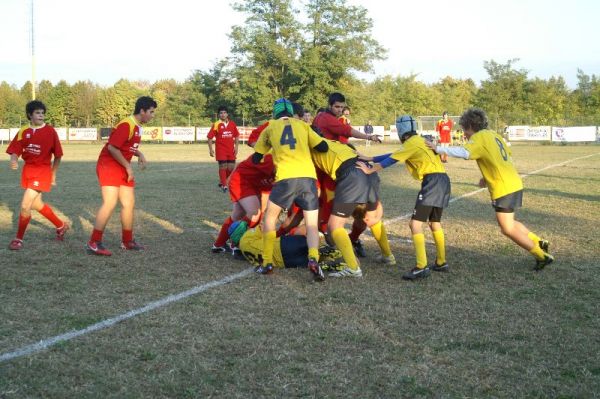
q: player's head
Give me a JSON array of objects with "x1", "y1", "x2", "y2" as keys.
[
  {"x1": 442, "y1": 111, "x2": 448, "y2": 120},
  {"x1": 328, "y1": 92, "x2": 346, "y2": 117},
  {"x1": 302, "y1": 110, "x2": 312, "y2": 124},
  {"x1": 217, "y1": 106, "x2": 229, "y2": 121},
  {"x1": 228, "y1": 220, "x2": 249, "y2": 247},
  {"x1": 459, "y1": 108, "x2": 488, "y2": 136},
  {"x1": 343, "y1": 106, "x2": 351, "y2": 117},
  {"x1": 273, "y1": 98, "x2": 294, "y2": 119},
  {"x1": 291, "y1": 102, "x2": 305, "y2": 119},
  {"x1": 396, "y1": 115, "x2": 417, "y2": 143},
  {"x1": 25, "y1": 100, "x2": 46, "y2": 123},
  {"x1": 134, "y1": 96, "x2": 157, "y2": 123}
]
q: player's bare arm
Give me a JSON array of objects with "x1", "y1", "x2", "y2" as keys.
[
  {"x1": 51, "y1": 157, "x2": 62, "y2": 185},
  {"x1": 9, "y1": 153, "x2": 19, "y2": 170},
  {"x1": 136, "y1": 151, "x2": 147, "y2": 170},
  {"x1": 107, "y1": 144, "x2": 134, "y2": 182}
]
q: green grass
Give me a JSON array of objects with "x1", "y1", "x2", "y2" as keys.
[{"x1": 1, "y1": 142, "x2": 599, "y2": 398}]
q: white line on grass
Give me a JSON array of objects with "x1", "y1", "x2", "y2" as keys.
[
  {"x1": 384, "y1": 152, "x2": 600, "y2": 225},
  {"x1": 0, "y1": 268, "x2": 253, "y2": 363},
  {"x1": 1, "y1": 151, "x2": 598, "y2": 363}
]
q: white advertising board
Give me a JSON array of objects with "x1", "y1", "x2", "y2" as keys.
[
  {"x1": 0, "y1": 129, "x2": 9, "y2": 141},
  {"x1": 162, "y1": 127, "x2": 195, "y2": 141},
  {"x1": 55, "y1": 127, "x2": 68, "y2": 141},
  {"x1": 9, "y1": 128, "x2": 20, "y2": 140},
  {"x1": 551, "y1": 126, "x2": 596, "y2": 142},
  {"x1": 507, "y1": 126, "x2": 551, "y2": 141},
  {"x1": 68, "y1": 128, "x2": 98, "y2": 141},
  {"x1": 196, "y1": 127, "x2": 210, "y2": 141}
]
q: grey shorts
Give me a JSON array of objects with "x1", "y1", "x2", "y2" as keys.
[
  {"x1": 415, "y1": 173, "x2": 451, "y2": 208},
  {"x1": 269, "y1": 178, "x2": 319, "y2": 211},
  {"x1": 332, "y1": 166, "x2": 380, "y2": 217},
  {"x1": 492, "y1": 190, "x2": 523, "y2": 213}
]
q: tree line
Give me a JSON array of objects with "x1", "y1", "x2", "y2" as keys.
[{"x1": 1, "y1": 0, "x2": 599, "y2": 131}]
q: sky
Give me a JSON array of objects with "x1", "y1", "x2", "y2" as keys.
[{"x1": 1, "y1": 0, "x2": 599, "y2": 88}]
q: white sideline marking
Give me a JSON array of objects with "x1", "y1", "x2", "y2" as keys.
[
  {"x1": 0, "y1": 269, "x2": 253, "y2": 363},
  {"x1": 384, "y1": 152, "x2": 600, "y2": 226},
  {"x1": 1, "y1": 151, "x2": 598, "y2": 363}
]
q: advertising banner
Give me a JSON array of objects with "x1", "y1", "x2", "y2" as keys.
[
  {"x1": 196, "y1": 127, "x2": 210, "y2": 141},
  {"x1": 9, "y1": 128, "x2": 20, "y2": 140},
  {"x1": 507, "y1": 126, "x2": 551, "y2": 141},
  {"x1": 162, "y1": 127, "x2": 195, "y2": 142},
  {"x1": 55, "y1": 127, "x2": 68, "y2": 141},
  {"x1": 0, "y1": 129, "x2": 9, "y2": 141},
  {"x1": 68, "y1": 128, "x2": 98, "y2": 141},
  {"x1": 551, "y1": 126, "x2": 596, "y2": 142},
  {"x1": 141, "y1": 126, "x2": 163, "y2": 141}
]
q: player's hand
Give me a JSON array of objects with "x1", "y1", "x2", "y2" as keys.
[
  {"x1": 209, "y1": 150, "x2": 215, "y2": 158},
  {"x1": 9, "y1": 159, "x2": 18, "y2": 170},
  {"x1": 478, "y1": 178, "x2": 487, "y2": 188},
  {"x1": 126, "y1": 166, "x2": 134, "y2": 182},
  {"x1": 51, "y1": 172, "x2": 57, "y2": 186},
  {"x1": 138, "y1": 153, "x2": 147, "y2": 170},
  {"x1": 355, "y1": 161, "x2": 372, "y2": 174},
  {"x1": 370, "y1": 135, "x2": 382, "y2": 143}
]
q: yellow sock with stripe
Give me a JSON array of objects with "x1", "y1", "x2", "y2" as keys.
[
  {"x1": 528, "y1": 231, "x2": 542, "y2": 246},
  {"x1": 432, "y1": 229, "x2": 446, "y2": 265},
  {"x1": 412, "y1": 233, "x2": 427, "y2": 268},
  {"x1": 332, "y1": 227, "x2": 359, "y2": 270},
  {"x1": 529, "y1": 244, "x2": 546, "y2": 260},
  {"x1": 308, "y1": 247, "x2": 319, "y2": 261},
  {"x1": 262, "y1": 230, "x2": 277, "y2": 265},
  {"x1": 370, "y1": 221, "x2": 392, "y2": 257}
]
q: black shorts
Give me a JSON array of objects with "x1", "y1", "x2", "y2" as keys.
[
  {"x1": 218, "y1": 160, "x2": 236, "y2": 165},
  {"x1": 412, "y1": 205, "x2": 444, "y2": 222},
  {"x1": 332, "y1": 166, "x2": 380, "y2": 218},
  {"x1": 416, "y1": 173, "x2": 451, "y2": 208},
  {"x1": 269, "y1": 178, "x2": 319, "y2": 211},
  {"x1": 492, "y1": 190, "x2": 523, "y2": 213},
  {"x1": 280, "y1": 235, "x2": 309, "y2": 268}
]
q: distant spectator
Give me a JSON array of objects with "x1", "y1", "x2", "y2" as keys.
[{"x1": 364, "y1": 120, "x2": 374, "y2": 135}]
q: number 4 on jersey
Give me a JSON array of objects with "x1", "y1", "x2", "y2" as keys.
[{"x1": 280, "y1": 125, "x2": 297, "y2": 150}]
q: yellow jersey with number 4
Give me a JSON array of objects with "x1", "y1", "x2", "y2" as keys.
[
  {"x1": 463, "y1": 129, "x2": 523, "y2": 199},
  {"x1": 254, "y1": 118, "x2": 323, "y2": 181},
  {"x1": 310, "y1": 138, "x2": 357, "y2": 180}
]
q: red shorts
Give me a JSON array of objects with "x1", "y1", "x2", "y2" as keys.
[
  {"x1": 96, "y1": 160, "x2": 135, "y2": 187},
  {"x1": 439, "y1": 133, "x2": 451, "y2": 144},
  {"x1": 228, "y1": 171, "x2": 271, "y2": 202},
  {"x1": 21, "y1": 164, "x2": 52, "y2": 192},
  {"x1": 216, "y1": 150, "x2": 236, "y2": 162}
]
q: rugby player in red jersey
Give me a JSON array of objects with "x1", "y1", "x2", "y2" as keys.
[
  {"x1": 86, "y1": 96, "x2": 157, "y2": 256},
  {"x1": 207, "y1": 106, "x2": 239, "y2": 192},
  {"x1": 6, "y1": 101, "x2": 69, "y2": 250}
]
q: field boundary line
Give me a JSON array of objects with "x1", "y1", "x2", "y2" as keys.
[
  {"x1": 384, "y1": 151, "x2": 600, "y2": 225},
  {"x1": 0, "y1": 268, "x2": 253, "y2": 363},
  {"x1": 1, "y1": 151, "x2": 598, "y2": 363}
]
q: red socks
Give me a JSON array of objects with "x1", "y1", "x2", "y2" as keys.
[
  {"x1": 90, "y1": 229, "x2": 103, "y2": 243},
  {"x1": 39, "y1": 204, "x2": 63, "y2": 228},
  {"x1": 16, "y1": 214, "x2": 32, "y2": 240},
  {"x1": 218, "y1": 169, "x2": 228, "y2": 186},
  {"x1": 349, "y1": 220, "x2": 367, "y2": 242},
  {"x1": 215, "y1": 217, "x2": 233, "y2": 247},
  {"x1": 122, "y1": 229, "x2": 133, "y2": 243}
]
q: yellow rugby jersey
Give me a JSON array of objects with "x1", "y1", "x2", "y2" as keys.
[
  {"x1": 390, "y1": 135, "x2": 445, "y2": 181},
  {"x1": 463, "y1": 129, "x2": 523, "y2": 199},
  {"x1": 239, "y1": 228, "x2": 284, "y2": 268},
  {"x1": 254, "y1": 118, "x2": 323, "y2": 181},
  {"x1": 310, "y1": 138, "x2": 357, "y2": 180}
]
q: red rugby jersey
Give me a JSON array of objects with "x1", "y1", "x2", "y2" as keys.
[
  {"x1": 6, "y1": 124, "x2": 63, "y2": 166},
  {"x1": 313, "y1": 111, "x2": 352, "y2": 143},
  {"x1": 207, "y1": 120, "x2": 240, "y2": 154},
  {"x1": 98, "y1": 116, "x2": 142, "y2": 164}
]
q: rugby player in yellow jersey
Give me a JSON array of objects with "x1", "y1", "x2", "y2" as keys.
[
  {"x1": 252, "y1": 98, "x2": 329, "y2": 280},
  {"x1": 226, "y1": 221, "x2": 345, "y2": 271},
  {"x1": 358, "y1": 115, "x2": 451, "y2": 280},
  {"x1": 311, "y1": 138, "x2": 393, "y2": 277},
  {"x1": 428, "y1": 108, "x2": 554, "y2": 270}
]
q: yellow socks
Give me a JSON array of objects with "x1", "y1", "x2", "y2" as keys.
[
  {"x1": 412, "y1": 233, "x2": 427, "y2": 268},
  {"x1": 529, "y1": 245, "x2": 546, "y2": 260},
  {"x1": 527, "y1": 231, "x2": 541, "y2": 244},
  {"x1": 370, "y1": 221, "x2": 392, "y2": 257},
  {"x1": 432, "y1": 229, "x2": 446, "y2": 265},
  {"x1": 332, "y1": 227, "x2": 359, "y2": 270},
  {"x1": 262, "y1": 230, "x2": 276, "y2": 265},
  {"x1": 308, "y1": 247, "x2": 319, "y2": 261}
]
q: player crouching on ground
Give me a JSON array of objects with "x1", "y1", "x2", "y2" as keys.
[
  {"x1": 357, "y1": 115, "x2": 451, "y2": 280},
  {"x1": 6, "y1": 100, "x2": 69, "y2": 250},
  {"x1": 427, "y1": 108, "x2": 554, "y2": 270},
  {"x1": 86, "y1": 96, "x2": 157, "y2": 256},
  {"x1": 251, "y1": 98, "x2": 328, "y2": 281},
  {"x1": 228, "y1": 221, "x2": 345, "y2": 271}
]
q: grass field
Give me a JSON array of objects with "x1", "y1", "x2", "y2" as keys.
[{"x1": 1, "y1": 142, "x2": 599, "y2": 398}]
